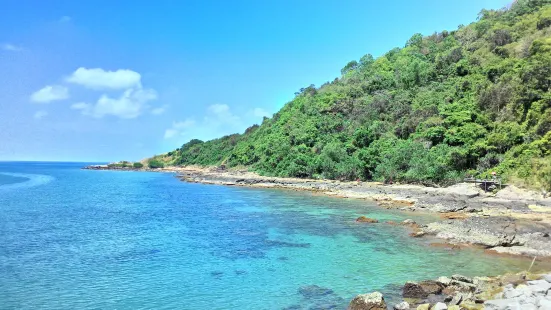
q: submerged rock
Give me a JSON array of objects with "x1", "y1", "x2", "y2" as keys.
[
  {"x1": 415, "y1": 304, "x2": 429, "y2": 310},
  {"x1": 298, "y1": 285, "x2": 334, "y2": 299},
  {"x1": 356, "y1": 216, "x2": 379, "y2": 223},
  {"x1": 348, "y1": 292, "x2": 386, "y2": 310}
]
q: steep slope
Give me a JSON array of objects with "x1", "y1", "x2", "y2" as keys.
[{"x1": 156, "y1": 0, "x2": 551, "y2": 190}]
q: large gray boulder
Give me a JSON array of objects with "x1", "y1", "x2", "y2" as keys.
[
  {"x1": 348, "y1": 292, "x2": 386, "y2": 310},
  {"x1": 484, "y1": 298, "x2": 521, "y2": 310},
  {"x1": 527, "y1": 279, "x2": 551, "y2": 294},
  {"x1": 538, "y1": 298, "x2": 551, "y2": 309},
  {"x1": 542, "y1": 274, "x2": 551, "y2": 283}
]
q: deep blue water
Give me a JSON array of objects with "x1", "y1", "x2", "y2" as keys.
[{"x1": 0, "y1": 162, "x2": 545, "y2": 309}]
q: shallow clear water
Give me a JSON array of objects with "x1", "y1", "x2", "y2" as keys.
[{"x1": 0, "y1": 162, "x2": 546, "y2": 309}]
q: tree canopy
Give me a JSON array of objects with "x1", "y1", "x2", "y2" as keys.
[{"x1": 153, "y1": 0, "x2": 551, "y2": 190}]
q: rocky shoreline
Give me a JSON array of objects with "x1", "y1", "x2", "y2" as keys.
[
  {"x1": 349, "y1": 271, "x2": 551, "y2": 310},
  {"x1": 83, "y1": 164, "x2": 551, "y2": 309},
  {"x1": 83, "y1": 164, "x2": 551, "y2": 258},
  {"x1": 170, "y1": 166, "x2": 551, "y2": 258}
]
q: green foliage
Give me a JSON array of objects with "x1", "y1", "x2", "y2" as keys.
[
  {"x1": 133, "y1": 162, "x2": 144, "y2": 169},
  {"x1": 147, "y1": 159, "x2": 165, "y2": 169},
  {"x1": 153, "y1": 0, "x2": 551, "y2": 189}
]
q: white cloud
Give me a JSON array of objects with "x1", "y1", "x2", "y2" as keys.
[
  {"x1": 164, "y1": 119, "x2": 196, "y2": 139},
  {"x1": 71, "y1": 88, "x2": 157, "y2": 119},
  {"x1": 30, "y1": 85, "x2": 69, "y2": 103},
  {"x1": 151, "y1": 105, "x2": 168, "y2": 115},
  {"x1": 205, "y1": 103, "x2": 240, "y2": 126},
  {"x1": 1, "y1": 43, "x2": 23, "y2": 52},
  {"x1": 33, "y1": 111, "x2": 48, "y2": 119},
  {"x1": 66, "y1": 67, "x2": 142, "y2": 90},
  {"x1": 252, "y1": 107, "x2": 270, "y2": 118},
  {"x1": 70, "y1": 102, "x2": 90, "y2": 110},
  {"x1": 163, "y1": 104, "x2": 246, "y2": 140}
]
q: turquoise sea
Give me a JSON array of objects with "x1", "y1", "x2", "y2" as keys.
[{"x1": 0, "y1": 162, "x2": 546, "y2": 309}]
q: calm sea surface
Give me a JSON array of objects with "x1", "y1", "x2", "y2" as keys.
[{"x1": 0, "y1": 162, "x2": 546, "y2": 309}]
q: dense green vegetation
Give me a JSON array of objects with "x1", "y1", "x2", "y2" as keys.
[
  {"x1": 147, "y1": 159, "x2": 165, "y2": 169},
  {"x1": 156, "y1": 0, "x2": 551, "y2": 190}
]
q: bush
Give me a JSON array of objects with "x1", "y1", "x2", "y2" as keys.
[
  {"x1": 133, "y1": 162, "x2": 144, "y2": 169},
  {"x1": 147, "y1": 159, "x2": 165, "y2": 169}
]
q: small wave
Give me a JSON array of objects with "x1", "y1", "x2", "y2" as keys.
[{"x1": 0, "y1": 172, "x2": 55, "y2": 191}]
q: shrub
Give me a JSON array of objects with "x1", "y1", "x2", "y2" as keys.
[
  {"x1": 147, "y1": 159, "x2": 165, "y2": 169},
  {"x1": 133, "y1": 162, "x2": 144, "y2": 169}
]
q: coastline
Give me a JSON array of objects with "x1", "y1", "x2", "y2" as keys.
[
  {"x1": 84, "y1": 164, "x2": 551, "y2": 258},
  {"x1": 84, "y1": 164, "x2": 551, "y2": 309}
]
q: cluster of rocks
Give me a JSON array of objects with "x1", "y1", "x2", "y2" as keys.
[
  {"x1": 420, "y1": 216, "x2": 551, "y2": 257},
  {"x1": 348, "y1": 272, "x2": 551, "y2": 310},
  {"x1": 485, "y1": 274, "x2": 551, "y2": 309}
]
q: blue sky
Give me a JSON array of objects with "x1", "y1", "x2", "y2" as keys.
[{"x1": 0, "y1": 0, "x2": 511, "y2": 162}]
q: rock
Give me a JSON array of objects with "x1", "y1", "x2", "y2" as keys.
[
  {"x1": 447, "y1": 306, "x2": 460, "y2": 310},
  {"x1": 437, "y1": 276, "x2": 452, "y2": 286},
  {"x1": 543, "y1": 274, "x2": 551, "y2": 283},
  {"x1": 503, "y1": 284, "x2": 534, "y2": 300},
  {"x1": 449, "y1": 292, "x2": 463, "y2": 305},
  {"x1": 403, "y1": 281, "x2": 443, "y2": 298},
  {"x1": 451, "y1": 274, "x2": 473, "y2": 283},
  {"x1": 449, "y1": 280, "x2": 476, "y2": 292},
  {"x1": 538, "y1": 298, "x2": 551, "y2": 309},
  {"x1": 393, "y1": 301, "x2": 410, "y2": 310},
  {"x1": 484, "y1": 298, "x2": 521, "y2": 310},
  {"x1": 356, "y1": 216, "x2": 379, "y2": 223},
  {"x1": 430, "y1": 302, "x2": 447, "y2": 310},
  {"x1": 427, "y1": 294, "x2": 446, "y2": 305},
  {"x1": 416, "y1": 304, "x2": 430, "y2": 310},
  {"x1": 410, "y1": 231, "x2": 426, "y2": 237},
  {"x1": 348, "y1": 292, "x2": 386, "y2": 310},
  {"x1": 527, "y1": 279, "x2": 551, "y2": 294},
  {"x1": 298, "y1": 285, "x2": 334, "y2": 298},
  {"x1": 403, "y1": 282, "x2": 425, "y2": 298},
  {"x1": 403, "y1": 219, "x2": 416, "y2": 225}
]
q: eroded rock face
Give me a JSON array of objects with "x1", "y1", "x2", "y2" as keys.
[{"x1": 348, "y1": 292, "x2": 386, "y2": 310}]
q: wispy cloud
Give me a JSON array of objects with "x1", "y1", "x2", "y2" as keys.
[
  {"x1": 1, "y1": 43, "x2": 23, "y2": 52},
  {"x1": 164, "y1": 119, "x2": 196, "y2": 139},
  {"x1": 59, "y1": 16, "x2": 72, "y2": 23},
  {"x1": 30, "y1": 85, "x2": 69, "y2": 103},
  {"x1": 163, "y1": 104, "x2": 245, "y2": 140},
  {"x1": 33, "y1": 111, "x2": 48, "y2": 120},
  {"x1": 252, "y1": 107, "x2": 270, "y2": 118},
  {"x1": 151, "y1": 105, "x2": 168, "y2": 115}
]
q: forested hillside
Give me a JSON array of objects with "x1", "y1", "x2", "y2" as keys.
[{"x1": 155, "y1": 0, "x2": 551, "y2": 190}]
